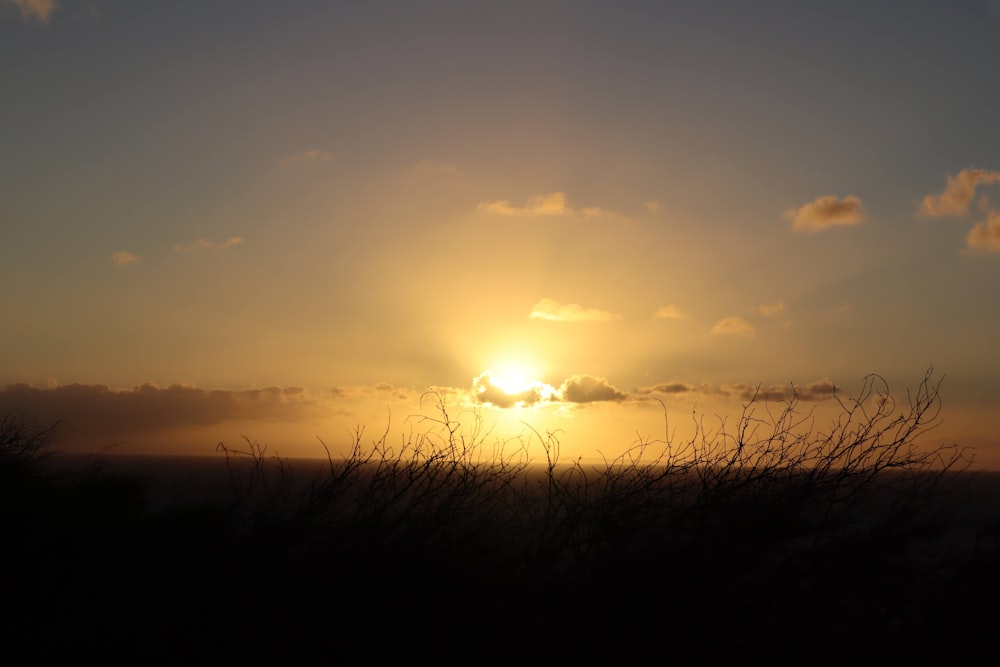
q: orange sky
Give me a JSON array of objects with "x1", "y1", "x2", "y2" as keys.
[{"x1": 3, "y1": 1, "x2": 1000, "y2": 467}]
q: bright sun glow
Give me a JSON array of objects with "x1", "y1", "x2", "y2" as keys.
[
  {"x1": 489, "y1": 361, "x2": 539, "y2": 394},
  {"x1": 474, "y1": 357, "x2": 562, "y2": 411}
]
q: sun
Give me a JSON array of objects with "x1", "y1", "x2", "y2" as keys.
[
  {"x1": 489, "y1": 360, "x2": 539, "y2": 395},
  {"x1": 471, "y1": 351, "x2": 560, "y2": 409}
]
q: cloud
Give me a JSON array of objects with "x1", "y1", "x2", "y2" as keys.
[
  {"x1": 725, "y1": 379, "x2": 837, "y2": 403},
  {"x1": 529, "y1": 298, "x2": 620, "y2": 323},
  {"x1": 470, "y1": 372, "x2": 628, "y2": 408},
  {"x1": 466, "y1": 370, "x2": 841, "y2": 409},
  {"x1": 278, "y1": 149, "x2": 332, "y2": 167},
  {"x1": 331, "y1": 382, "x2": 417, "y2": 402},
  {"x1": 632, "y1": 382, "x2": 695, "y2": 396},
  {"x1": 409, "y1": 159, "x2": 460, "y2": 176},
  {"x1": 558, "y1": 375, "x2": 627, "y2": 403},
  {"x1": 645, "y1": 201, "x2": 662, "y2": 212},
  {"x1": 784, "y1": 195, "x2": 866, "y2": 232},
  {"x1": 9, "y1": 0, "x2": 56, "y2": 24},
  {"x1": 578, "y1": 206, "x2": 630, "y2": 224},
  {"x1": 634, "y1": 377, "x2": 837, "y2": 402},
  {"x1": 919, "y1": 168, "x2": 1000, "y2": 218},
  {"x1": 112, "y1": 251, "x2": 141, "y2": 267},
  {"x1": 757, "y1": 300, "x2": 784, "y2": 316},
  {"x1": 652, "y1": 305, "x2": 687, "y2": 320},
  {"x1": 478, "y1": 192, "x2": 628, "y2": 223},
  {"x1": 479, "y1": 192, "x2": 569, "y2": 217},
  {"x1": 173, "y1": 236, "x2": 245, "y2": 252},
  {"x1": 966, "y1": 210, "x2": 1000, "y2": 253},
  {"x1": 471, "y1": 372, "x2": 557, "y2": 409},
  {"x1": 0, "y1": 382, "x2": 331, "y2": 438},
  {"x1": 710, "y1": 316, "x2": 755, "y2": 337}
]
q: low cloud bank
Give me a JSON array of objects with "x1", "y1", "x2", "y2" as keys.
[
  {"x1": 0, "y1": 382, "x2": 326, "y2": 436},
  {"x1": 471, "y1": 373, "x2": 836, "y2": 409},
  {"x1": 633, "y1": 378, "x2": 836, "y2": 403}
]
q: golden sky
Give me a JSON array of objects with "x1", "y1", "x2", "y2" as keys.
[{"x1": 3, "y1": 1, "x2": 1000, "y2": 466}]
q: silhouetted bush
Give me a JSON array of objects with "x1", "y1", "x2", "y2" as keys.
[{"x1": 2, "y1": 369, "x2": 995, "y2": 663}]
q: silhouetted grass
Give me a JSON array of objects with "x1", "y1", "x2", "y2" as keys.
[{"x1": 3, "y1": 369, "x2": 999, "y2": 663}]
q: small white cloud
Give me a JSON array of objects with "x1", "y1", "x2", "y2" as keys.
[
  {"x1": 10, "y1": 0, "x2": 56, "y2": 24},
  {"x1": 757, "y1": 301, "x2": 784, "y2": 316},
  {"x1": 112, "y1": 251, "x2": 141, "y2": 267},
  {"x1": 529, "y1": 298, "x2": 619, "y2": 323},
  {"x1": 479, "y1": 192, "x2": 569, "y2": 217},
  {"x1": 652, "y1": 305, "x2": 687, "y2": 319},
  {"x1": 784, "y1": 195, "x2": 866, "y2": 232},
  {"x1": 278, "y1": 149, "x2": 332, "y2": 167},
  {"x1": 919, "y1": 168, "x2": 1000, "y2": 218},
  {"x1": 478, "y1": 192, "x2": 629, "y2": 223},
  {"x1": 966, "y1": 210, "x2": 1000, "y2": 253},
  {"x1": 173, "y1": 237, "x2": 245, "y2": 252},
  {"x1": 710, "y1": 316, "x2": 755, "y2": 337}
]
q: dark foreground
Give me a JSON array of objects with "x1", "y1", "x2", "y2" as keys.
[{"x1": 6, "y1": 446, "x2": 1000, "y2": 665}]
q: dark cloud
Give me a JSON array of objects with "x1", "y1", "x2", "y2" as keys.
[
  {"x1": 0, "y1": 382, "x2": 329, "y2": 437},
  {"x1": 633, "y1": 378, "x2": 837, "y2": 403},
  {"x1": 633, "y1": 382, "x2": 695, "y2": 396},
  {"x1": 725, "y1": 379, "x2": 837, "y2": 403},
  {"x1": 559, "y1": 375, "x2": 627, "y2": 403}
]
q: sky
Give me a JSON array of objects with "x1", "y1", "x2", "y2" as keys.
[{"x1": 3, "y1": 0, "x2": 1000, "y2": 467}]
